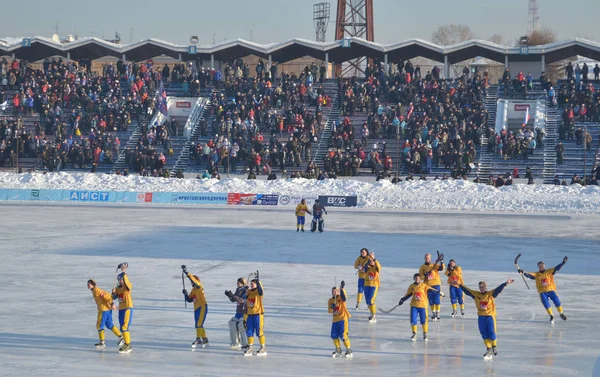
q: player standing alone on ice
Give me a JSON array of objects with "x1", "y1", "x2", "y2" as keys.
[
  {"x1": 181, "y1": 265, "x2": 209, "y2": 348},
  {"x1": 112, "y1": 263, "x2": 133, "y2": 354},
  {"x1": 518, "y1": 257, "x2": 568, "y2": 323},
  {"x1": 88, "y1": 279, "x2": 123, "y2": 348},
  {"x1": 311, "y1": 199, "x2": 327, "y2": 233},
  {"x1": 353, "y1": 248, "x2": 370, "y2": 310},
  {"x1": 398, "y1": 273, "x2": 438, "y2": 342},
  {"x1": 361, "y1": 252, "x2": 381, "y2": 323},
  {"x1": 225, "y1": 277, "x2": 248, "y2": 350},
  {"x1": 329, "y1": 280, "x2": 353, "y2": 358},
  {"x1": 295, "y1": 199, "x2": 311, "y2": 232},
  {"x1": 419, "y1": 252, "x2": 445, "y2": 321},
  {"x1": 460, "y1": 278, "x2": 514, "y2": 360},
  {"x1": 445, "y1": 259, "x2": 465, "y2": 318},
  {"x1": 244, "y1": 271, "x2": 267, "y2": 356}
]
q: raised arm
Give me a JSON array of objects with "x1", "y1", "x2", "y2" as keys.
[
  {"x1": 553, "y1": 256, "x2": 568, "y2": 275},
  {"x1": 460, "y1": 284, "x2": 476, "y2": 299}
]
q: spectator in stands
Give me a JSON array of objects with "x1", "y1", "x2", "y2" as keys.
[{"x1": 594, "y1": 64, "x2": 600, "y2": 84}]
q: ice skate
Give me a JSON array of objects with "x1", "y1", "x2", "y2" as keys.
[
  {"x1": 230, "y1": 343, "x2": 241, "y2": 349},
  {"x1": 355, "y1": 303, "x2": 359, "y2": 310},
  {"x1": 117, "y1": 336, "x2": 124, "y2": 347},
  {"x1": 301, "y1": 228, "x2": 304, "y2": 232},
  {"x1": 95, "y1": 341, "x2": 106, "y2": 348},
  {"x1": 560, "y1": 313, "x2": 567, "y2": 321},
  {"x1": 344, "y1": 348, "x2": 353, "y2": 358},
  {"x1": 368, "y1": 314, "x2": 377, "y2": 323},
  {"x1": 256, "y1": 346, "x2": 267, "y2": 356},
  {"x1": 451, "y1": 310, "x2": 457, "y2": 318},
  {"x1": 435, "y1": 312, "x2": 441, "y2": 321},
  {"x1": 461, "y1": 309, "x2": 465, "y2": 316},
  {"x1": 492, "y1": 346, "x2": 497, "y2": 356},
  {"x1": 549, "y1": 315, "x2": 555, "y2": 324},
  {"x1": 201, "y1": 338, "x2": 209, "y2": 348},
  {"x1": 483, "y1": 348, "x2": 493, "y2": 360},
  {"x1": 332, "y1": 347, "x2": 342, "y2": 358},
  {"x1": 191, "y1": 338, "x2": 202, "y2": 348},
  {"x1": 119, "y1": 343, "x2": 132, "y2": 354},
  {"x1": 243, "y1": 346, "x2": 253, "y2": 357},
  {"x1": 423, "y1": 332, "x2": 428, "y2": 342},
  {"x1": 411, "y1": 332, "x2": 417, "y2": 342},
  {"x1": 297, "y1": 228, "x2": 299, "y2": 232},
  {"x1": 431, "y1": 313, "x2": 437, "y2": 322}
]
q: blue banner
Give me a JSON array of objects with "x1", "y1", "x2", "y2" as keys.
[
  {"x1": 66, "y1": 191, "x2": 111, "y2": 202},
  {"x1": 318, "y1": 195, "x2": 358, "y2": 207}
]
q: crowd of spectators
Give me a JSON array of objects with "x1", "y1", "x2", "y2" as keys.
[
  {"x1": 0, "y1": 56, "x2": 158, "y2": 171},
  {"x1": 323, "y1": 60, "x2": 488, "y2": 179},
  {"x1": 186, "y1": 61, "x2": 333, "y2": 178}
]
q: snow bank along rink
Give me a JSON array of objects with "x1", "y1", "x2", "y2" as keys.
[
  {"x1": 1, "y1": 171, "x2": 600, "y2": 214},
  {"x1": 1, "y1": 203, "x2": 600, "y2": 377}
]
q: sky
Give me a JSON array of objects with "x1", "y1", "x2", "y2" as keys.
[{"x1": 0, "y1": 0, "x2": 598, "y2": 46}]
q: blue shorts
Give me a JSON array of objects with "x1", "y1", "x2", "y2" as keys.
[
  {"x1": 96, "y1": 310, "x2": 115, "y2": 331},
  {"x1": 410, "y1": 307, "x2": 427, "y2": 325},
  {"x1": 428, "y1": 285, "x2": 441, "y2": 305},
  {"x1": 364, "y1": 286, "x2": 378, "y2": 307},
  {"x1": 449, "y1": 286, "x2": 464, "y2": 305},
  {"x1": 478, "y1": 315, "x2": 496, "y2": 340},
  {"x1": 357, "y1": 278, "x2": 365, "y2": 294},
  {"x1": 194, "y1": 305, "x2": 208, "y2": 328},
  {"x1": 540, "y1": 291, "x2": 561, "y2": 309},
  {"x1": 330, "y1": 319, "x2": 349, "y2": 340},
  {"x1": 297, "y1": 216, "x2": 305, "y2": 225},
  {"x1": 118, "y1": 308, "x2": 133, "y2": 332},
  {"x1": 246, "y1": 314, "x2": 264, "y2": 338}
]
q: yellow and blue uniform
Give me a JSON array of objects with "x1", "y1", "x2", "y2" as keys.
[
  {"x1": 362, "y1": 260, "x2": 381, "y2": 315},
  {"x1": 295, "y1": 203, "x2": 310, "y2": 230},
  {"x1": 523, "y1": 261, "x2": 566, "y2": 316},
  {"x1": 461, "y1": 282, "x2": 508, "y2": 349},
  {"x1": 184, "y1": 273, "x2": 208, "y2": 339},
  {"x1": 399, "y1": 282, "x2": 436, "y2": 333},
  {"x1": 328, "y1": 289, "x2": 351, "y2": 350},
  {"x1": 91, "y1": 284, "x2": 121, "y2": 342},
  {"x1": 445, "y1": 265, "x2": 465, "y2": 311},
  {"x1": 353, "y1": 254, "x2": 369, "y2": 306},
  {"x1": 419, "y1": 261, "x2": 444, "y2": 313},
  {"x1": 113, "y1": 273, "x2": 133, "y2": 346},
  {"x1": 246, "y1": 281, "x2": 265, "y2": 347}
]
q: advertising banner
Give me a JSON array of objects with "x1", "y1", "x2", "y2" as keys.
[
  {"x1": 317, "y1": 195, "x2": 358, "y2": 207},
  {"x1": 170, "y1": 192, "x2": 228, "y2": 205},
  {"x1": 277, "y1": 195, "x2": 317, "y2": 207},
  {"x1": 227, "y1": 193, "x2": 279, "y2": 206}
]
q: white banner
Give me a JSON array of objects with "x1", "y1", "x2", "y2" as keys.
[{"x1": 278, "y1": 195, "x2": 317, "y2": 207}]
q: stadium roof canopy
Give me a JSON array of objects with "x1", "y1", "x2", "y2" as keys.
[{"x1": 1, "y1": 36, "x2": 600, "y2": 64}]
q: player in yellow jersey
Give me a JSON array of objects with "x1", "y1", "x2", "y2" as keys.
[
  {"x1": 112, "y1": 263, "x2": 133, "y2": 354},
  {"x1": 295, "y1": 199, "x2": 311, "y2": 232},
  {"x1": 353, "y1": 248, "x2": 370, "y2": 310},
  {"x1": 398, "y1": 273, "x2": 439, "y2": 342},
  {"x1": 460, "y1": 278, "x2": 514, "y2": 360},
  {"x1": 359, "y1": 252, "x2": 381, "y2": 322},
  {"x1": 445, "y1": 259, "x2": 465, "y2": 318},
  {"x1": 88, "y1": 279, "x2": 122, "y2": 348},
  {"x1": 419, "y1": 252, "x2": 445, "y2": 321},
  {"x1": 181, "y1": 265, "x2": 209, "y2": 348},
  {"x1": 328, "y1": 280, "x2": 353, "y2": 358},
  {"x1": 518, "y1": 257, "x2": 568, "y2": 323},
  {"x1": 244, "y1": 271, "x2": 266, "y2": 357}
]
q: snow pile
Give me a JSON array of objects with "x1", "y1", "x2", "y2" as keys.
[{"x1": 1, "y1": 172, "x2": 600, "y2": 214}]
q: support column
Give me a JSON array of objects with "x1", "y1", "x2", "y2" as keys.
[
  {"x1": 444, "y1": 55, "x2": 449, "y2": 79},
  {"x1": 384, "y1": 53, "x2": 388, "y2": 76},
  {"x1": 12, "y1": 53, "x2": 15, "y2": 61},
  {"x1": 325, "y1": 53, "x2": 329, "y2": 78},
  {"x1": 67, "y1": 52, "x2": 70, "y2": 63},
  {"x1": 122, "y1": 54, "x2": 126, "y2": 62},
  {"x1": 332, "y1": 62, "x2": 336, "y2": 79},
  {"x1": 210, "y1": 54, "x2": 214, "y2": 69},
  {"x1": 178, "y1": 53, "x2": 182, "y2": 62},
  {"x1": 505, "y1": 55, "x2": 509, "y2": 68},
  {"x1": 541, "y1": 54, "x2": 546, "y2": 72},
  {"x1": 268, "y1": 54, "x2": 272, "y2": 67}
]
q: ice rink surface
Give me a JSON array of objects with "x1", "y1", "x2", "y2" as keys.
[{"x1": 1, "y1": 203, "x2": 599, "y2": 377}]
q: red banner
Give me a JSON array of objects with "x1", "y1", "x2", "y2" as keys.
[{"x1": 176, "y1": 102, "x2": 191, "y2": 108}]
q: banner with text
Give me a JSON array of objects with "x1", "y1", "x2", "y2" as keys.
[{"x1": 317, "y1": 195, "x2": 358, "y2": 207}]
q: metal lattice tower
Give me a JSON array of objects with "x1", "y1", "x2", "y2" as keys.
[
  {"x1": 313, "y1": 3, "x2": 331, "y2": 42},
  {"x1": 527, "y1": 0, "x2": 539, "y2": 35},
  {"x1": 334, "y1": 0, "x2": 374, "y2": 77}
]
